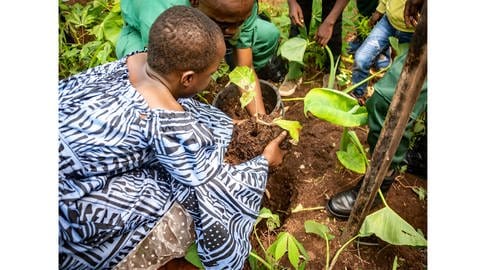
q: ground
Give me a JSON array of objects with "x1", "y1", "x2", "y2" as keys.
[{"x1": 211, "y1": 75, "x2": 427, "y2": 270}]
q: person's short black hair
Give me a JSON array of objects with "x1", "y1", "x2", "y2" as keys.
[{"x1": 147, "y1": 6, "x2": 223, "y2": 75}]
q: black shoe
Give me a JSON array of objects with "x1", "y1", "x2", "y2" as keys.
[{"x1": 326, "y1": 174, "x2": 395, "y2": 220}]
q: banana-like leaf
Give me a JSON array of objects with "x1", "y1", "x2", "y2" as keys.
[
  {"x1": 359, "y1": 207, "x2": 428, "y2": 247},
  {"x1": 336, "y1": 143, "x2": 366, "y2": 174},
  {"x1": 273, "y1": 118, "x2": 303, "y2": 144},
  {"x1": 304, "y1": 88, "x2": 368, "y2": 127},
  {"x1": 278, "y1": 37, "x2": 307, "y2": 64}
]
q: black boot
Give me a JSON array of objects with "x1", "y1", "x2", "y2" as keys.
[{"x1": 326, "y1": 173, "x2": 396, "y2": 220}]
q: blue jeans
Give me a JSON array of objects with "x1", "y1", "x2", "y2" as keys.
[{"x1": 352, "y1": 16, "x2": 413, "y2": 97}]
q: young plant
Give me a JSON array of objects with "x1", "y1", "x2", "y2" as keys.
[
  {"x1": 304, "y1": 220, "x2": 335, "y2": 269},
  {"x1": 228, "y1": 66, "x2": 303, "y2": 144},
  {"x1": 328, "y1": 190, "x2": 427, "y2": 270},
  {"x1": 59, "y1": 0, "x2": 123, "y2": 79}
]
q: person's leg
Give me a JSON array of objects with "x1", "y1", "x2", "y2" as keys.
[
  {"x1": 253, "y1": 16, "x2": 287, "y2": 82},
  {"x1": 351, "y1": 15, "x2": 395, "y2": 98}
]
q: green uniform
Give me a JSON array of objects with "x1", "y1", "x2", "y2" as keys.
[
  {"x1": 115, "y1": 0, "x2": 280, "y2": 70},
  {"x1": 366, "y1": 51, "x2": 427, "y2": 167}
]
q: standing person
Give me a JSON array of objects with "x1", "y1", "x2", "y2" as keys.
[
  {"x1": 280, "y1": 0, "x2": 348, "y2": 96},
  {"x1": 116, "y1": 0, "x2": 286, "y2": 116},
  {"x1": 59, "y1": 6, "x2": 288, "y2": 269},
  {"x1": 350, "y1": 0, "x2": 416, "y2": 103}
]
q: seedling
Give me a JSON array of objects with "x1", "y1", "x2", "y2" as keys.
[
  {"x1": 228, "y1": 66, "x2": 303, "y2": 144},
  {"x1": 304, "y1": 220, "x2": 334, "y2": 269}
]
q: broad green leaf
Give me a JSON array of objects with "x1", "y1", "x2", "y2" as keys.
[
  {"x1": 273, "y1": 232, "x2": 288, "y2": 261},
  {"x1": 285, "y1": 61, "x2": 303, "y2": 80},
  {"x1": 287, "y1": 236, "x2": 300, "y2": 269},
  {"x1": 342, "y1": 129, "x2": 369, "y2": 164},
  {"x1": 336, "y1": 143, "x2": 366, "y2": 174},
  {"x1": 290, "y1": 236, "x2": 309, "y2": 261},
  {"x1": 240, "y1": 90, "x2": 256, "y2": 109},
  {"x1": 273, "y1": 118, "x2": 303, "y2": 143},
  {"x1": 184, "y1": 243, "x2": 204, "y2": 269},
  {"x1": 389, "y1": 37, "x2": 410, "y2": 56},
  {"x1": 228, "y1": 66, "x2": 256, "y2": 92},
  {"x1": 359, "y1": 207, "x2": 427, "y2": 247},
  {"x1": 102, "y1": 11, "x2": 123, "y2": 44},
  {"x1": 304, "y1": 88, "x2": 368, "y2": 127},
  {"x1": 278, "y1": 37, "x2": 308, "y2": 64},
  {"x1": 304, "y1": 220, "x2": 335, "y2": 240}
]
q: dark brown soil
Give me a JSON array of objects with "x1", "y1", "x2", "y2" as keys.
[{"x1": 209, "y1": 74, "x2": 427, "y2": 270}]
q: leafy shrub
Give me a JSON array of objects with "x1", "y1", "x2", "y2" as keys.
[{"x1": 59, "y1": 0, "x2": 123, "y2": 79}]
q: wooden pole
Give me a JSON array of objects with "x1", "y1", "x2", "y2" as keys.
[{"x1": 339, "y1": 1, "x2": 427, "y2": 244}]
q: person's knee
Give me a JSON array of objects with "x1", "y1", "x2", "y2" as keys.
[{"x1": 354, "y1": 51, "x2": 374, "y2": 71}]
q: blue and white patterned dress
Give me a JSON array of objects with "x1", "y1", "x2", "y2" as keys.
[{"x1": 59, "y1": 54, "x2": 269, "y2": 269}]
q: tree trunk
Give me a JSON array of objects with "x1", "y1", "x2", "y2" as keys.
[{"x1": 339, "y1": 2, "x2": 428, "y2": 243}]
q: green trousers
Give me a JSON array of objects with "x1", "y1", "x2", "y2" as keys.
[{"x1": 366, "y1": 52, "x2": 427, "y2": 168}]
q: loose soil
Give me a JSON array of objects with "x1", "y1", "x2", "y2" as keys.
[{"x1": 207, "y1": 73, "x2": 427, "y2": 270}]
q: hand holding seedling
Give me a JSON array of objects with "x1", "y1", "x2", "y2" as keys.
[{"x1": 262, "y1": 131, "x2": 288, "y2": 167}]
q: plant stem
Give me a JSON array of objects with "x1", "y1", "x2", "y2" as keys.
[
  {"x1": 343, "y1": 65, "x2": 391, "y2": 94},
  {"x1": 291, "y1": 206, "x2": 325, "y2": 213},
  {"x1": 323, "y1": 232, "x2": 330, "y2": 270},
  {"x1": 254, "y1": 226, "x2": 268, "y2": 258},
  {"x1": 249, "y1": 251, "x2": 273, "y2": 270},
  {"x1": 328, "y1": 235, "x2": 359, "y2": 270},
  {"x1": 281, "y1": 97, "x2": 305, "y2": 102}
]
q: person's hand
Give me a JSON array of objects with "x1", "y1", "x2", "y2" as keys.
[
  {"x1": 288, "y1": 0, "x2": 304, "y2": 27},
  {"x1": 262, "y1": 131, "x2": 288, "y2": 167},
  {"x1": 368, "y1": 11, "x2": 383, "y2": 27},
  {"x1": 404, "y1": 0, "x2": 424, "y2": 28},
  {"x1": 189, "y1": 0, "x2": 199, "y2": 7},
  {"x1": 314, "y1": 22, "x2": 333, "y2": 47}
]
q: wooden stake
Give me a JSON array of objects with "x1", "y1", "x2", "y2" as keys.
[{"x1": 339, "y1": 2, "x2": 428, "y2": 243}]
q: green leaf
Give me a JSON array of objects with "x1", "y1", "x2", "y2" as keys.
[
  {"x1": 304, "y1": 220, "x2": 335, "y2": 241},
  {"x1": 389, "y1": 37, "x2": 410, "y2": 56},
  {"x1": 359, "y1": 207, "x2": 427, "y2": 247},
  {"x1": 228, "y1": 66, "x2": 256, "y2": 92},
  {"x1": 256, "y1": 207, "x2": 281, "y2": 231},
  {"x1": 184, "y1": 243, "x2": 204, "y2": 269},
  {"x1": 278, "y1": 37, "x2": 308, "y2": 64},
  {"x1": 412, "y1": 186, "x2": 426, "y2": 201},
  {"x1": 273, "y1": 233, "x2": 288, "y2": 261},
  {"x1": 240, "y1": 90, "x2": 256, "y2": 109},
  {"x1": 336, "y1": 144, "x2": 366, "y2": 174},
  {"x1": 272, "y1": 119, "x2": 303, "y2": 143},
  {"x1": 304, "y1": 88, "x2": 368, "y2": 127},
  {"x1": 287, "y1": 236, "x2": 300, "y2": 269}
]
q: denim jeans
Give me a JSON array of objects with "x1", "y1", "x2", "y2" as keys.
[{"x1": 351, "y1": 16, "x2": 413, "y2": 97}]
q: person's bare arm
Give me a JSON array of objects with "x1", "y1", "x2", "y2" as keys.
[
  {"x1": 288, "y1": 0, "x2": 305, "y2": 27},
  {"x1": 234, "y1": 48, "x2": 267, "y2": 116},
  {"x1": 314, "y1": 0, "x2": 349, "y2": 46}
]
